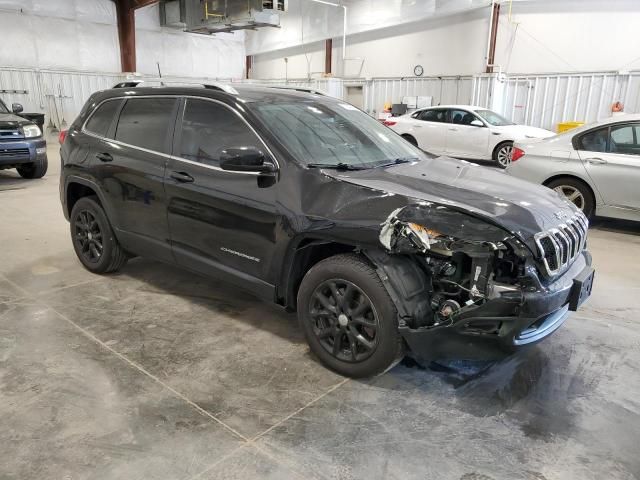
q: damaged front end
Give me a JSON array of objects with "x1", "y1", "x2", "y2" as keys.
[{"x1": 368, "y1": 203, "x2": 590, "y2": 362}]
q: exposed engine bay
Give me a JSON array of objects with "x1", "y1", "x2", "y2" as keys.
[{"x1": 373, "y1": 205, "x2": 530, "y2": 331}]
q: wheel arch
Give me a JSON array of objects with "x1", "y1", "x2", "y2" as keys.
[
  {"x1": 492, "y1": 139, "x2": 514, "y2": 158},
  {"x1": 400, "y1": 133, "x2": 418, "y2": 146},
  {"x1": 279, "y1": 237, "x2": 360, "y2": 311},
  {"x1": 542, "y1": 173, "x2": 601, "y2": 206},
  {"x1": 64, "y1": 176, "x2": 116, "y2": 224}
]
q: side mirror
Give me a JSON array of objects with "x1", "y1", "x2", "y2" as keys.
[
  {"x1": 12, "y1": 103, "x2": 23, "y2": 114},
  {"x1": 219, "y1": 147, "x2": 276, "y2": 173},
  {"x1": 470, "y1": 119, "x2": 484, "y2": 127}
]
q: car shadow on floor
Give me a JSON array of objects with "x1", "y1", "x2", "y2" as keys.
[
  {"x1": 0, "y1": 170, "x2": 28, "y2": 191},
  {"x1": 591, "y1": 217, "x2": 640, "y2": 236},
  {"x1": 111, "y1": 256, "x2": 306, "y2": 346},
  {"x1": 116, "y1": 257, "x2": 538, "y2": 385}
]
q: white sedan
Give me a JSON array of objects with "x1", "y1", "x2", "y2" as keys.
[
  {"x1": 507, "y1": 114, "x2": 640, "y2": 221},
  {"x1": 385, "y1": 105, "x2": 554, "y2": 168}
]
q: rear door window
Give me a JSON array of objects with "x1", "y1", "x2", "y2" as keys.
[
  {"x1": 578, "y1": 127, "x2": 609, "y2": 153},
  {"x1": 115, "y1": 98, "x2": 177, "y2": 153},
  {"x1": 448, "y1": 109, "x2": 479, "y2": 126},
  {"x1": 177, "y1": 99, "x2": 263, "y2": 167},
  {"x1": 85, "y1": 99, "x2": 122, "y2": 137},
  {"x1": 419, "y1": 109, "x2": 447, "y2": 123}
]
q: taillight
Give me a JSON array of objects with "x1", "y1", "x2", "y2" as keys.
[
  {"x1": 58, "y1": 129, "x2": 68, "y2": 145},
  {"x1": 511, "y1": 147, "x2": 525, "y2": 162},
  {"x1": 383, "y1": 120, "x2": 397, "y2": 126}
]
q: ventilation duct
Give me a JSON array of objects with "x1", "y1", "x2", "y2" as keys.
[{"x1": 160, "y1": 0, "x2": 287, "y2": 34}]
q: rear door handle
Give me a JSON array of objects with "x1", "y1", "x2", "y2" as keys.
[
  {"x1": 96, "y1": 152, "x2": 113, "y2": 162},
  {"x1": 169, "y1": 171, "x2": 195, "y2": 183},
  {"x1": 448, "y1": 128, "x2": 458, "y2": 131},
  {"x1": 586, "y1": 157, "x2": 608, "y2": 165}
]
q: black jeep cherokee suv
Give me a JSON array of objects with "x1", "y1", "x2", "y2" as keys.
[
  {"x1": 59, "y1": 83, "x2": 594, "y2": 377},
  {"x1": 0, "y1": 99, "x2": 47, "y2": 178}
]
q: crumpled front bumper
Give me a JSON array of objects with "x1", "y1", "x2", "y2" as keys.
[{"x1": 400, "y1": 251, "x2": 593, "y2": 362}]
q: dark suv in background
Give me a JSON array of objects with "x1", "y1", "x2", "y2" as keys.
[
  {"x1": 59, "y1": 83, "x2": 594, "y2": 377},
  {"x1": 0, "y1": 98, "x2": 47, "y2": 178}
]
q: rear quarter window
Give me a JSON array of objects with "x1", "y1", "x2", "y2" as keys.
[{"x1": 85, "y1": 99, "x2": 122, "y2": 137}]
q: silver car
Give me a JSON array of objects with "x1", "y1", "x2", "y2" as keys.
[{"x1": 507, "y1": 114, "x2": 640, "y2": 221}]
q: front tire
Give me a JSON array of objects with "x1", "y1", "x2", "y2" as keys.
[
  {"x1": 492, "y1": 141, "x2": 513, "y2": 168},
  {"x1": 17, "y1": 156, "x2": 48, "y2": 179},
  {"x1": 297, "y1": 254, "x2": 404, "y2": 378},
  {"x1": 70, "y1": 196, "x2": 128, "y2": 274}
]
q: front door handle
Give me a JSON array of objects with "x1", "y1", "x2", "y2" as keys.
[
  {"x1": 586, "y1": 157, "x2": 608, "y2": 165},
  {"x1": 448, "y1": 128, "x2": 458, "y2": 131},
  {"x1": 169, "y1": 171, "x2": 195, "y2": 183},
  {"x1": 96, "y1": 152, "x2": 113, "y2": 162}
]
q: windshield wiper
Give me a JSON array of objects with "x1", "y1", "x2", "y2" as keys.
[
  {"x1": 372, "y1": 157, "x2": 418, "y2": 168},
  {"x1": 307, "y1": 162, "x2": 366, "y2": 171}
]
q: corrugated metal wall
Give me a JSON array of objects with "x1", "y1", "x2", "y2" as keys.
[
  {"x1": 3, "y1": 67, "x2": 638, "y2": 133},
  {"x1": 472, "y1": 71, "x2": 640, "y2": 130},
  {"x1": 0, "y1": 67, "x2": 126, "y2": 130},
  {"x1": 0, "y1": 67, "x2": 237, "y2": 131},
  {"x1": 363, "y1": 77, "x2": 474, "y2": 116},
  {"x1": 241, "y1": 76, "x2": 475, "y2": 116}
]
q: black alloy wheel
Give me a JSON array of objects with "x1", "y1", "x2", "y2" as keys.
[
  {"x1": 309, "y1": 279, "x2": 379, "y2": 363},
  {"x1": 73, "y1": 210, "x2": 103, "y2": 264},
  {"x1": 69, "y1": 196, "x2": 128, "y2": 273},
  {"x1": 297, "y1": 253, "x2": 404, "y2": 378}
]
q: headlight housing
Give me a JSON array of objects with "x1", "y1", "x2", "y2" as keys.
[{"x1": 22, "y1": 124, "x2": 41, "y2": 138}]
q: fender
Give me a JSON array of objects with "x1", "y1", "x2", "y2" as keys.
[{"x1": 63, "y1": 175, "x2": 119, "y2": 230}]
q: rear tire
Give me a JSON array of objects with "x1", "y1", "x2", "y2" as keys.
[
  {"x1": 401, "y1": 134, "x2": 418, "y2": 147},
  {"x1": 297, "y1": 253, "x2": 404, "y2": 378},
  {"x1": 545, "y1": 177, "x2": 595, "y2": 218},
  {"x1": 492, "y1": 141, "x2": 513, "y2": 169},
  {"x1": 70, "y1": 196, "x2": 128, "y2": 274},
  {"x1": 17, "y1": 156, "x2": 48, "y2": 179}
]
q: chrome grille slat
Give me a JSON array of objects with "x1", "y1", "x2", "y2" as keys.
[{"x1": 534, "y1": 213, "x2": 589, "y2": 277}]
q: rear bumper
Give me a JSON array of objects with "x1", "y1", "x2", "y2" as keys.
[
  {"x1": 400, "y1": 251, "x2": 593, "y2": 362},
  {"x1": 0, "y1": 138, "x2": 47, "y2": 167}
]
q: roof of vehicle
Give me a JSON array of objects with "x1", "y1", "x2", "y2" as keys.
[
  {"x1": 414, "y1": 105, "x2": 489, "y2": 111},
  {"x1": 108, "y1": 80, "x2": 329, "y2": 104}
]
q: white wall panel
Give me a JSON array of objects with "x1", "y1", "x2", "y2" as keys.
[
  {"x1": 241, "y1": 76, "x2": 474, "y2": 116},
  {"x1": 0, "y1": 1, "x2": 245, "y2": 79},
  {"x1": 495, "y1": 0, "x2": 640, "y2": 74},
  {"x1": 250, "y1": 9, "x2": 488, "y2": 79},
  {"x1": 471, "y1": 71, "x2": 640, "y2": 131},
  {"x1": 0, "y1": 67, "x2": 125, "y2": 129}
]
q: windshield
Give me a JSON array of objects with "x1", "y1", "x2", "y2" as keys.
[
  {"x1": 250, "y1": 100, "x2": 426, "y2": 168},
  {"x1": 0, "y1": 99, "x2": 8, "y2": 114},
  {"x1": 475, "y1": 109, "x2": 515, "y2": 126}
]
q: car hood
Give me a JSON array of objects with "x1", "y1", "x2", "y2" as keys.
[
  {"x1": 0, "y1": 113, "x2": 32, "y2": 128},
  {"x1": 323, "y1": 156, "x2": 576, "y2": 242},
  {"x1": 493, "y1": 124, "x2": 555, "y2": 139}
]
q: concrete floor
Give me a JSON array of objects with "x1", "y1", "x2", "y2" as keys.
[{"x1": 1, "y1": 141, "x2": 639, "y2": 480}]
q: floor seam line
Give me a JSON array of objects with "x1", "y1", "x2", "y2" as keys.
[
  {"x1": 0, "y1": 272, "x2": 249, "y2": 444},
  {"x1": 184, "y1": 443, "x2": 249, "y2": 480},
  {"x1": 252, "y1": 443, "x2": 332, "y2": 480},
  {"x1": 36, "y1": 276, "x2": 105, "y2": 296},
  {"x1": 249, "y1": 377, "x2": 350, "y2": 442}
]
